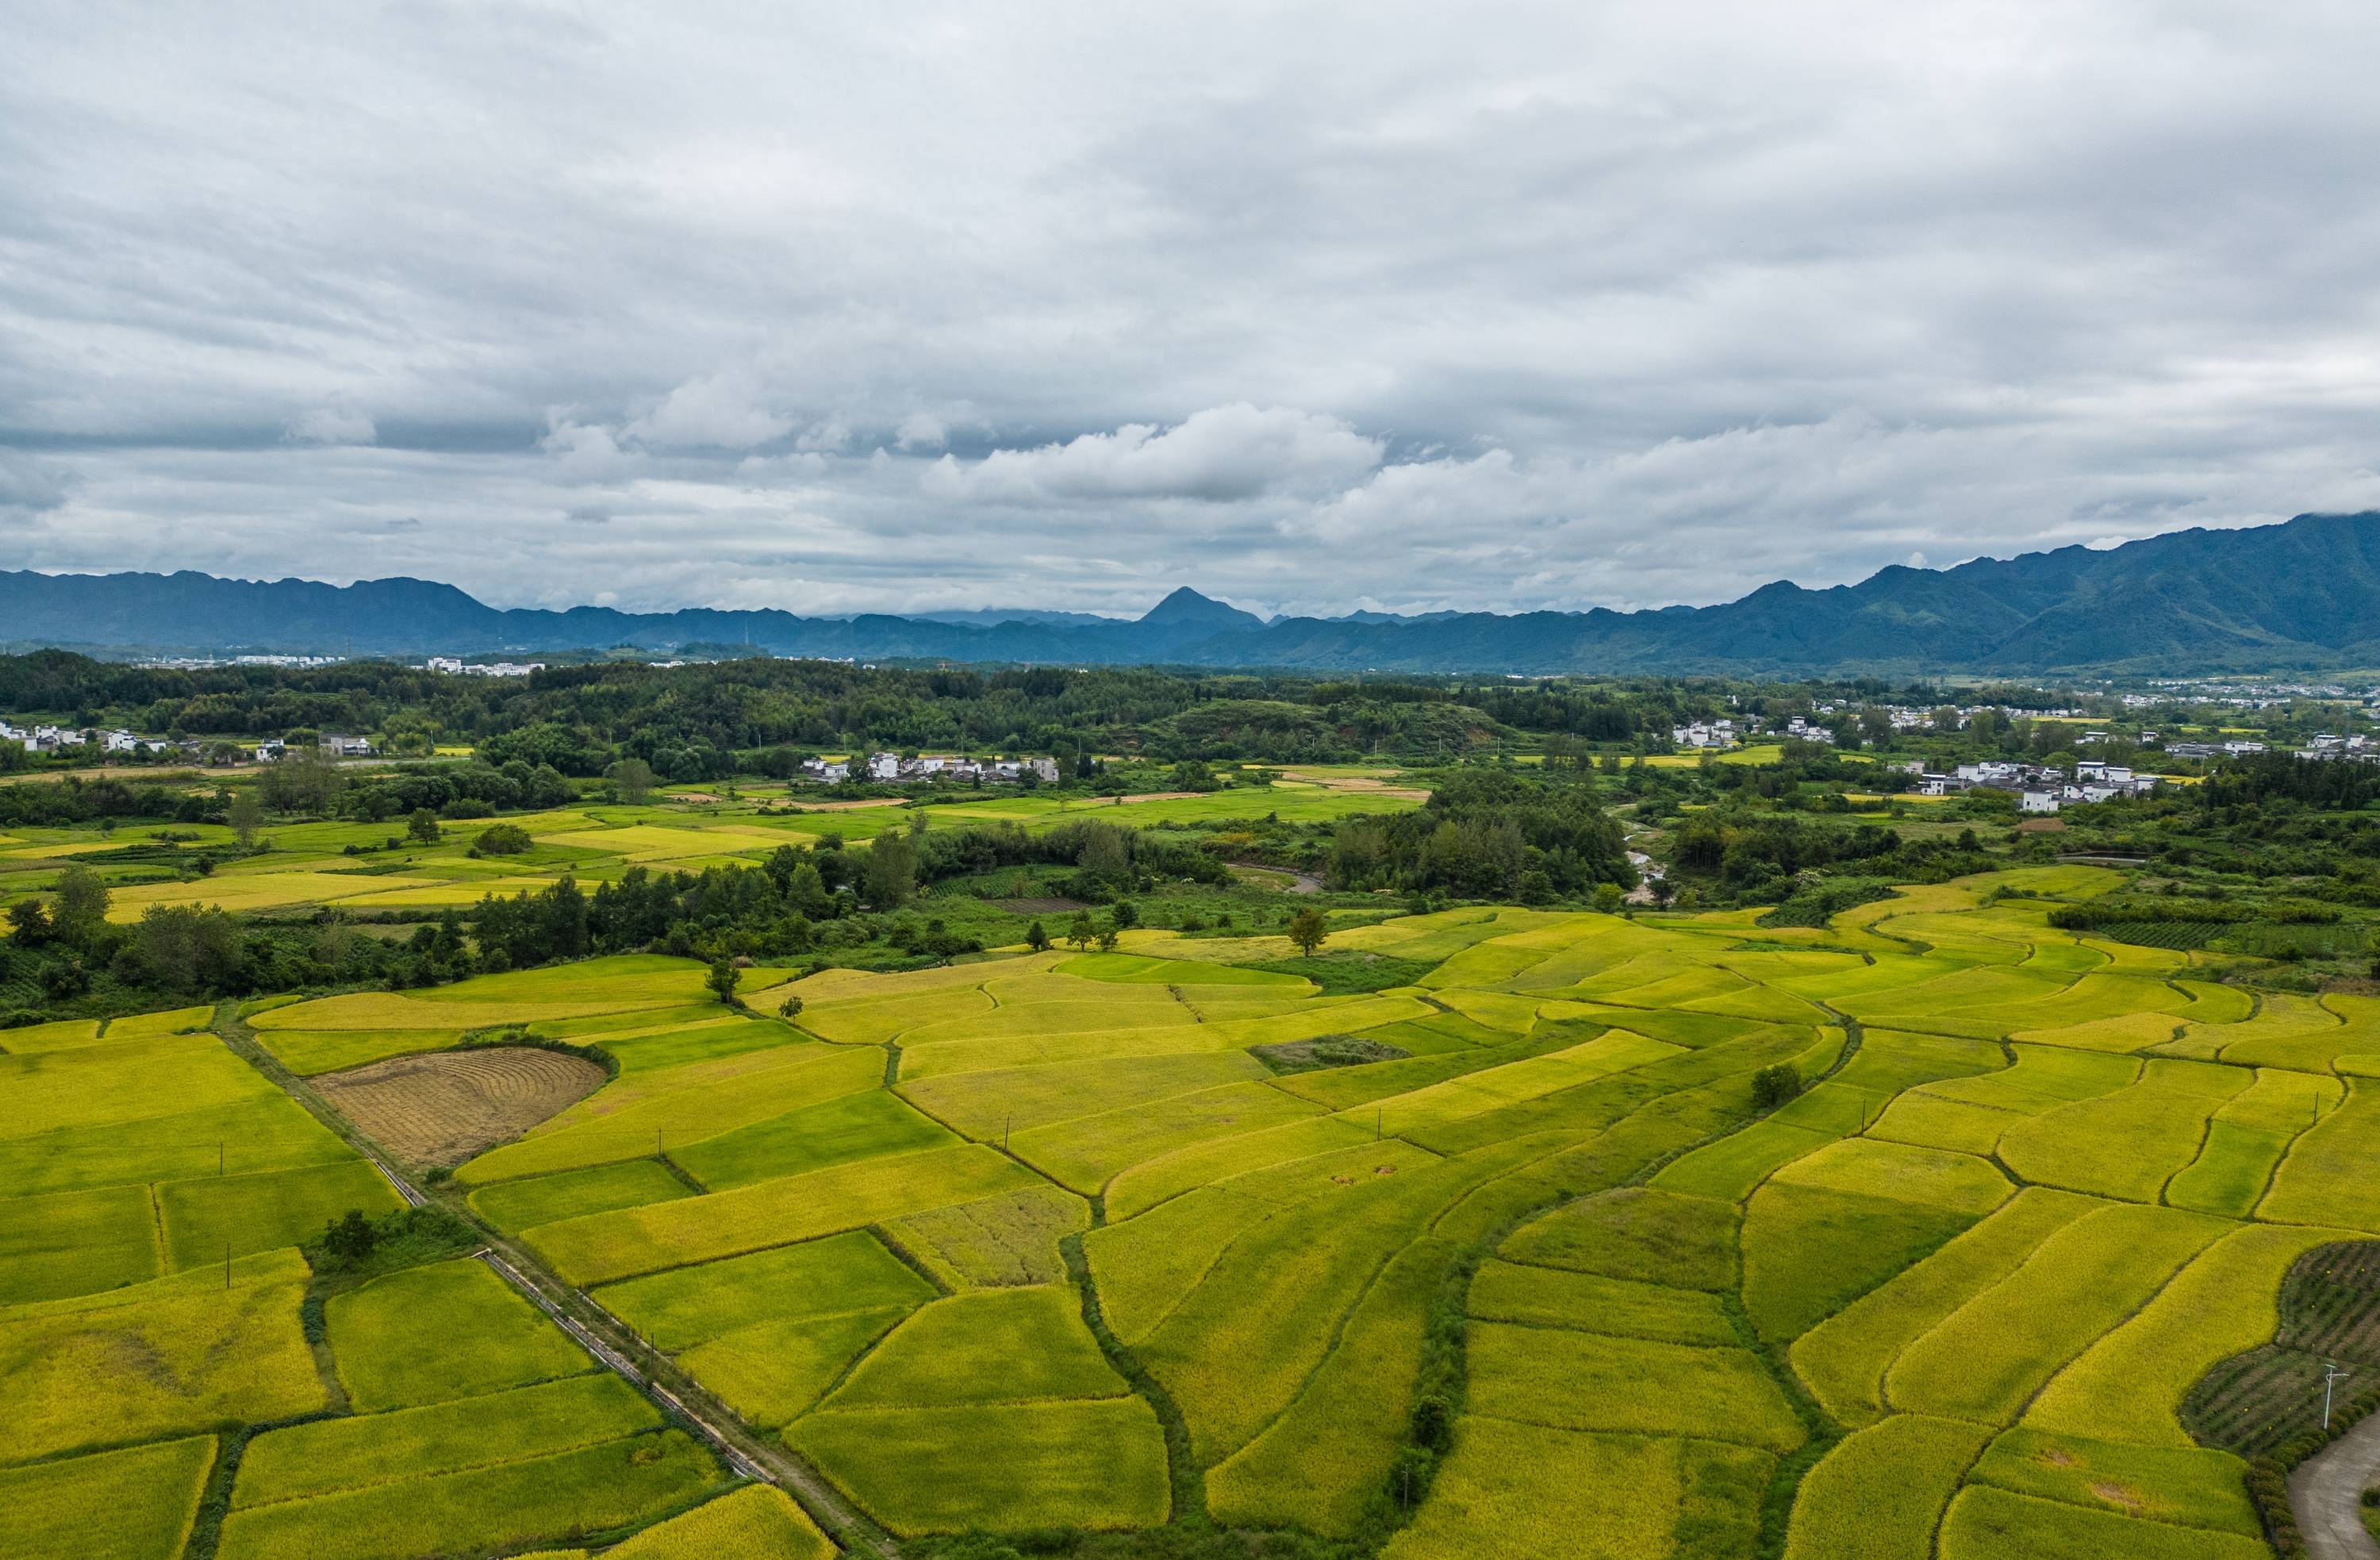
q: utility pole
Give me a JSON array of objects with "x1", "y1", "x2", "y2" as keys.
[{"x1": 2326, "y1": 1363, "x2": 2353, "y2": 1430}]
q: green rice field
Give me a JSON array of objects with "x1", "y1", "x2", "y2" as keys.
[{"x1": 8, "y1": 863, "x2": 2378, "y2": 1556}]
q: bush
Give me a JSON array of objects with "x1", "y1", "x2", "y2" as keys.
[
  {"x1": 1751, "y1": 1064, "x2": 1802, "y2": 1109},
  {"x1": 319, "y1": 1209, "x2": 378, "y2": 1264},
  {"x1": 474, "y1": 823, "x2": 534, "y2": 855},
  {"x1": 2248, "y1": 1455, "x2": 2303, "y2": 1556}
]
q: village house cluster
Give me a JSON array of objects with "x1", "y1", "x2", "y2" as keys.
[
  {"x1": 1890, "y1": 757, "x2": 2166, "y2": 816},
  {"x1": 1, "y1": 720, "x2": 181, "y2": 758},
  {"x1": 801, "y1": 752, "x2": 1063, "y2": 786},
  {"x1": 424, "y1": 657, "x2": 548, "y2": 678}
]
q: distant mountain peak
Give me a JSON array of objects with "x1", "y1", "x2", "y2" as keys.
[
  {"x1": 4, "y1": 511, "x2": 2378, "y2": 674},
  {"x1": 1137, "y1": 586, "x2": 1264, "y2": 635}
]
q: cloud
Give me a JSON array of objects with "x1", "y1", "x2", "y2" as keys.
[
  {"x1": 624, "y1": 371, "x2": 792, "y2": 448},
  {"x1": 797, "y1": 420, "x2": 853, "y2": 454},
  {"x1": 282, "y1": 406, "x2": 378, "y2": 445},
  {"x1": 0, "y1": 451, "x2": 69, "y2": 514},
  {"x1": 538, "y1": 414, "x2": 635, "y2": 482},
  {"x1": 3, "y1": 4, "x2": 2379, "y2": 616},
  {"x1": 926, "y1": 405, "x2": 1384, "y2": 503}
]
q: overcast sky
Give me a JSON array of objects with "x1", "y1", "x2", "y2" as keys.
[{"x1": 4, "y1": 1, "x2": 2378, "y2": 620}]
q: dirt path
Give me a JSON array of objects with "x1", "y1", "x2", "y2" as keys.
[
  {"x1": 1228, "y1": 861, "x2": 1322, "y2": 893},
  {"x1": 213, "y1": 1009, "x2": 893, "y2": 1554},
  {"x1": 2294, "y1": 1413, "x2": 2380, "y2": 1560}
]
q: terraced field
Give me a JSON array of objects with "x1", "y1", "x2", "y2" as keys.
[{"x1": 10, "y1": 863, "x2": 2377, "y2": 1556}]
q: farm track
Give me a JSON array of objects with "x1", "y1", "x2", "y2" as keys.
[
  {"x1": 210, "y1": 1003, "x2": 901, "y2": 1559},
  {"x1": 2294, "y1": 1411, "x2": 2380, "y2": 1560}
]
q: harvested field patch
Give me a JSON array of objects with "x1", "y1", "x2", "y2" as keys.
[{"x1": 317, "y1": 1046, "x2": 608, "y2": 1166}]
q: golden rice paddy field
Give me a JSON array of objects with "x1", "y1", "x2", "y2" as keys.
[
  {"x1": 0, "y1": 777, "x2": 1424, "y2": 925},
  {"x1": 5, "y1": 864, "x2": 2372, "y2": 1557}
]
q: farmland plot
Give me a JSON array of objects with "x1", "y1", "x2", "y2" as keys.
[{"x1": 33, "y1": 869, "x2": 2380, "y2": 1555}]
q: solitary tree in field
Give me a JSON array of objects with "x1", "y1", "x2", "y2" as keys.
[
  {"x1": 228, "y1": 790, "x2": 263, "y2": 849},
  {"x1": 607, "y1": 757, "x2": 656, "y2": 805},
  {"x1": 321, "y1": 1209, "x2": 377, "y2": 1264},
  {"x1": 707, "y1": 958, "x2": 742, "y2": 1005},
  {"x1": 1065, "y1": 910, "x2": 1096, "y2": 951},
  {"x1": 1025, "y1": 919, "x2": 1050, "y2": 952},
  {"x1": 1286, "y1": 906, "x2": 1329, "y2": 959},
  {"x1": 778, "y1": 993, "x2": 804, "y2": 1020},
  {"x1": 52, "y1": 865, "x2": 109, "y2": 942},
  {"x1": 1751, "y1": 1064, "x2": 1802, "y2": 1109},
  {"x1": 1096, "y1": 924, "x2": 1119, "y2": 953},
  {"x1": 406, "y1": 807, "x2": 442, "y2": 845},
  {"x1": 6, "y1": 897, "x2": 53, "y2": 946},
  {"x1": 866, "y1": 830, "x2": 917, "y2": 909}
]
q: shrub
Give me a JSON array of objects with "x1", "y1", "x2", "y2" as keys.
[
  {"x1": 321, "y1": 1209, "x2": 378, "y2": 1265},
  {"x1": 1752, "y1": 1063, "x2": 1802, "y2": 1109},
  {"x1": 474, "y1": 823, "x2": 534, "y2": 855}
]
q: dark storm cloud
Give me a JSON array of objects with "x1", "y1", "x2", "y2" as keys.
[{"x1": 2, "y1": 1, "x2": 2377, "y2": 617}]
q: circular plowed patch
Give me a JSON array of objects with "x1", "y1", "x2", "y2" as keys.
[{"x1": 316, "y1": 1047, "x2": 607, "y2": 1167}]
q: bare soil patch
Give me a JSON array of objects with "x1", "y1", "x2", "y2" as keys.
[
  {"x1": 1279, "y1": 770, "x2": 1433, "y2": 800},
  {"x1": 317, "y1": 1047, "x2": 607, "y2": 1167},
  {"x1": 1251, "y1": 1036, "x2": 1411, "y2": 1075}
]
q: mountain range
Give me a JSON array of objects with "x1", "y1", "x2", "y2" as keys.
[{"x1": 6, "y1": 510, "x2": 2376, "y2": 676}]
